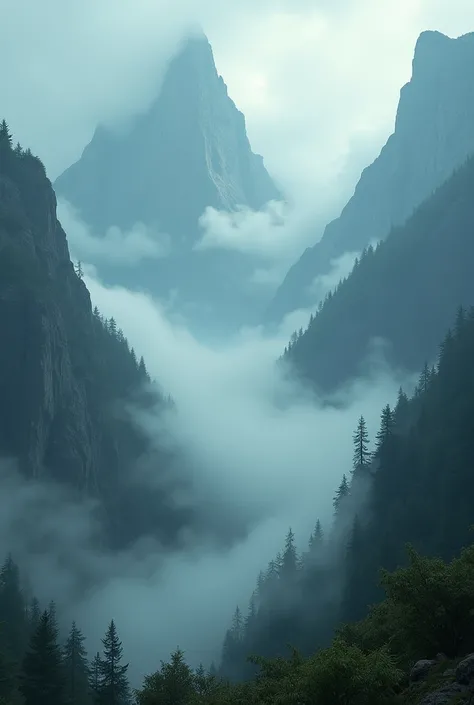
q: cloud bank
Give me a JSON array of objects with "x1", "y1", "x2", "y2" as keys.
[
  {"x1": 58, "y1": 200, "x2": 171, "y2": 266},
  {"x1": 0, "y1": 270, "x2": 407, "y2": 685}
]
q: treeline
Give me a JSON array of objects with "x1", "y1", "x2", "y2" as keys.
[
  {"x1": 220, "y1": 304, "x2": 474, "y2": 680},
  {"x1": 283, "y1": 152, "x2": 474, "y2": 393},
  {"x1": 3, "y1": 537, "x2": 474, "y2": 704},
  {"x1": 0, "y1": 553, "x2": 130, "y2": 705}
]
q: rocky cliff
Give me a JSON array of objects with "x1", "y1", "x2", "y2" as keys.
[
  {"x1": 267, "y1": 30, "x2": 474, "y2": 323},
  {"x1": 0, "y1": 122, "x2": 191, "y2": 549},
  {"x1": 284, "y1": 152, "x2": 474, "y2": 392},
  {"x1": 54, "y1": 34, "x2": 282, "y2": 337}
]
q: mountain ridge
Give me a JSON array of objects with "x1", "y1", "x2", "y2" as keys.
[{"x1": 265, "y1": 29, "x2": 474, "y2": 324}]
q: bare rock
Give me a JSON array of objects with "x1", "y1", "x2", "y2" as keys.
[
  {"x1": 410, "y1": 659, "x2": 437, "y2": 683},
  {"x1": 456, "y1": 653, "x2": 474, "y2": 684},
  {"x1": 418, "y1": 682, "x2": 468, "y2": 705}
]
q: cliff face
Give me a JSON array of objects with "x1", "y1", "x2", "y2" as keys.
[
  {"x1": 54, "y1": 35, "x2": 282, "y2": 336},
  {"x1": 267, "y1": 30, "x2": 474, "y2": 323},
  {"x1": 0, "y1": 126, "x2": 191, "y2": 548},
  {"x1": 284, "y1": 153, "x2": 474, "y2": 393}
]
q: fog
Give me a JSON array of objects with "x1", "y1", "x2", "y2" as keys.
[
  {"x1": 0, "y1": 265, "x2": 408, "y2": 683},
  {"x1": 1, "y1": 0, "x2": 473, "y2": 689}
]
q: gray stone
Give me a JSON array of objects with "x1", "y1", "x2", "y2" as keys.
[
  {"x1": 418, "y1": 682, "x2": 468, "y2": 705},
  {"x1": 410, "y1": 659, "x2": 437, "y2": 682},
  {"x1": 456, "y1": 653, "x2": 474, "y2": 684}
]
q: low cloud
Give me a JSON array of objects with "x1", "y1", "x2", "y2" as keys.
[
  {"x1": 58, "y1": 200, "x2": 171, "y2": 266},
  {"x1": 196, "y1": 200, "x2": 335, "y2": 290},
  {"x1": 0, "y1": 271, "x2": 407, "y2": 685},
  {"x1": 307, "y1": 250, "x2": 361, "y2": 303}
]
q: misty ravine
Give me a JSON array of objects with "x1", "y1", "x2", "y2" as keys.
[{"x1": 3, "y1": 8, "x2": 474, "y2": 705}]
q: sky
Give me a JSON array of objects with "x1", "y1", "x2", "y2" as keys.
[{"x1": 1, "y1": 0, "x2": 473, "y2": 685}]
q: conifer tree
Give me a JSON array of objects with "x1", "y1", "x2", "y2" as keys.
[
  {"x1": 138, "y1": 356, "x2": 148, "y2": 380},
  {"x1": 89, "y1": 652, "x2": 101, "y2": 704},
  {"x1": 28, "y1": 597, "x2": 41, "y2": 636},
  {"x1": 280, "y1": 528, "x2": 298, "y2": 579},
  {"x1": 0, "y1": 120, "x2": 12, "y2": 150},
  {"x1": 352, "y1": 415, "x2": 371, "y2": 473},
  {"x1": 20, "y1": 611, "x2": 63, "y2": 705},
  {"x1": 63, "y1": 622, "x2": 90, "y2": 705},
  {"x1": 230, "y1": 607, "x2": 243, "y2": 641},
  {"x1": 333, "y1": 474, "x2": 350, "y2": 515},
  {"x1": 0, "y1": 554, "x2": 27, "y2": 664},
  {"x1": 308, "y1": 519, "x2": 324, "y2": 551},
  {"x1": 416, "y1": 361, "x2": 431, "y2": 396},
  {"x1": 97, "y1": 620, "x2": 129, "y2": 705},
  {"x1": 375, "y1": 404, "x2": 394, "y2": 451},
  {"x1": 394, "y1": 386, "x2": 409, "y2": 422},
  {"x1": 74, "y1": 261, "x2": 84, "y2": 279}
]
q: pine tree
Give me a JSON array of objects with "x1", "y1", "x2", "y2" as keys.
[
  {"x1": 0, "y1": 120, "x2": 12, "y2": 150},
  {"x1": 375, "y1": 404, "x2": 394, "y2": 451},
  {"x1": 74, "y1": 261, "x2": 84, "y2": 279},
  {"x1": 416, "y1": 361, "x2": 431, "y2": 396},
  {"x1": 28, "y1": 597, "x2": 41, "y2": 639},
  {"x1": 230, "y1": 607, "x2": 243, "y2": 641},
  {"x1": 280, "y1": 528, "x2": 298, "y2": 579},
  {"x1": 308, "y1": 519, "x2": 324, "y2": 551},
  {"x1": 0, "y1": 554, "x2": 27, "y2": 664},
  {"x1": 394, "y1": 386, "x2": 409, "y2": 422},
  {"x1": 63, "y1": 622, "x2": 90, "y2": 705},
  {"x1": 333, "y1": 474, "x2": 350, "y2": 515},
  {"x1": 138, "y1": 356, "x2": 148, "y2": 380},
  {"x1": 20, "y1": 611, "x2": 64, "y2": 705},
  {"x1": 352, "y1": 415, "x2": 371, "y2": 473},
  {"x1": 89, "y1": 652, "x2": 101, "y2": 704},
  {"x1": 97, "y1": 620, "x2": 129, "y2": 705}
]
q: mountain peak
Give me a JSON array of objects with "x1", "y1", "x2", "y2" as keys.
[
  {"x1": 265, "y1": 29, "x2": 474, "y2": 324},
  {"x1": 411, "y1": 30, "x2": 474, "y2": 79},
  {"x1": 54, "y1": 34, "x2": 281, "y2": 335}
]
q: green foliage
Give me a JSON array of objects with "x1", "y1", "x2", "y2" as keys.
[
  {"x1": 96, "y1": 620, "x2": 129, "y2": 705},
  {"x1": 20, "y1": 611, "x2": 64, "y2": 705},
  {"x1": 62, "y1": 622, "x2": 90, "y2": 705}
]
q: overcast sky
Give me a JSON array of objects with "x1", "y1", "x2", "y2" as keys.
[{"x1": 1, "y1": 0, "x2": 473, "y2": 206}]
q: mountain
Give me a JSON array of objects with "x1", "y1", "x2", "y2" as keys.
[
  {"x1": 0, "y1": 119, "x2": 208, "y2": 550},
  {"x1": 283, "y1": 153, "x2": 474, "y2": 392},
  {"x1": 266, "y1": 30, "x2": 474, "y2": 324},
  {"x1": 218, "y1": 306, "x2": 474, "y2": 685},
  {"x1": 54, "y1": 34, "x2": 282, "y2": 337}
]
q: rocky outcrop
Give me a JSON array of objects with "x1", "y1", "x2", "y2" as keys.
[
  {"x1": 0, "y1": 128, "x2": 190, "y2": 548},
  {"x1": 404, "y1": 653, "x2": 474, "y2": 704},
  {"x1": 267, "y1": 30, "x2": 474, "y2": 324},
  {"x1": 54, "y1": 34, "x2": 282, "y2": 336}
]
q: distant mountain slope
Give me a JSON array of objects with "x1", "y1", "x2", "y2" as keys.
[
  {"x1": 284, "y1": 154, "x2": 474, "y2": 392},
  {"x1": 266, "y1": 30, "x2": 474, "y2": 324},
  {"x1": 54, "y1": 34, "x2": 282, "y2": 336}
]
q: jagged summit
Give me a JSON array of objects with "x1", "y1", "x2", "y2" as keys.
[
  {"x1": 55, "y1": 33, "x2": 280, "y2": 243},
  {"x1": 266, "y1": 30, "x2": 474, "y2": 324},
  {"x1": 54, "y1": 33, "x2": 281, "y2": 335}
]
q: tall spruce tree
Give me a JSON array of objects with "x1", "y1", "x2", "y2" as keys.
[
  {"x1": 352, "y1": 415, "x2": 371, "y2": 474},
  {"x1": 333, "y1": 474, "x2": 350, "y2": 515},
  {"x1": 89, "y1": 652, "x2": 101, "y2": 704},
  {"x1": 63, "y1": 621, "x2": 90, "y2": 705},
  {"x1": 97, "y1": 620, "x2": 129, "y2": 705},
  {"x1": 280, "y1": 528, "x2": 298, "y2": 579},
  {"x1": 375, "y1": 404, "x2": 394, "y2": 452},
  {"x1": 20, "y1": 611, "x2": 63, "y2": 705},
  {"x1": 0, "y1": 554, "x2": 27, "y2": 665}
]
